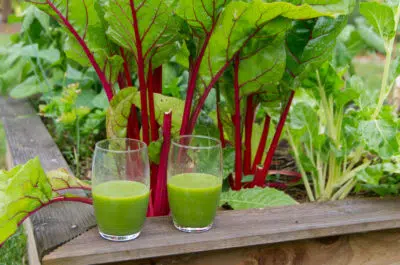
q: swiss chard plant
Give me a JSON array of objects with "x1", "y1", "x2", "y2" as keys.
[
  {"x1": 0, "y1": 0, "x2": 355, "y2": 245},
  {"x1": 286, "y1": 0, "x2": 400, "y2": 201},
  {"x1": 20, "y1": 0, "x2": 352, "y2": 214}
]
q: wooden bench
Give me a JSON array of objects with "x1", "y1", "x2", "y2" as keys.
[{"x1": 2, "y1": 96, "x2": 400, "y2": 265}]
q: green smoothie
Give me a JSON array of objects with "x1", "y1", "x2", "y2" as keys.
[
  {"x1": 93, "y1": 180, "x2": 149, "y2": 236},
  {"x1": 168, "y1": 173, "x2": 222, "y2": 228}
]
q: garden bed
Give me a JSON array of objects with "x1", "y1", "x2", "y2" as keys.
[{"x1": 3, "y1": 97, "x2": 400, "y2": 265}]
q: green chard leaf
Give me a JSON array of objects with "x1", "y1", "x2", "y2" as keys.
[
  {"x1": 104, "y1": 0, "x2": 181, "y2": 69},
  {"x1": 285, "y1": 16, "x2": 348, "y2": 86},
  {"x1": 220, "y1": 187, "x2": 298, "y2": 210},
  {"x1": 359, "y1": 119, "x2": 400, "y2": 159},
  {"x1": 359, "y1": 2, "x2": 396, "y2": 41},
  {"x1": 106, "y1": 87, "x2": 185, "y2": 138},
  {"x1": 197, "y1": 1, "x2": 350, "y2": 93},
  {"x1": 0, "y1": 158, "x2": 91, "y2": 245}
]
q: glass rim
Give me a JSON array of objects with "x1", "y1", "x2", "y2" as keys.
[
  {"x1": 95, "y1": 138, "x2": 148, "y2": 153},
  {"x1": 171, "y1": 135, "x2": 221, "y2": 150}
]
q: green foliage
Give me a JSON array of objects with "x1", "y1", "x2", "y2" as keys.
[
  {"x1": 287, "y1": 63, "x2": 399, "y2": 201},
  {"x1": 220, "y1": 187, "x2": 298, "y2": 210},
  {"x1": 0, "y1": 6, "x2": 66, "y2": 98},
  {"x1": 0, "y1": 157, "x2": 91, "y2": 246},
  {"x1": 0, "y1": 227, "x2": 27, "y2": 265},
  {"x1": 106, "y1": 87, "x2": 185, "y2": 138},
  {"x1": 40, "y1": 84, "x2": 106, "y2": 178}
]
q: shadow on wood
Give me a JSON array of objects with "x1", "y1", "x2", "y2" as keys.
[{"x1": 112, "y1": 230, "x2": 400, "y2": 265}]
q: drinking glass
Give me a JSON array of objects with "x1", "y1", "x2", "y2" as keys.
[
  {"x1": 168, "y1": 135, "x2": 223, "y2": 233},
  {"x1": 92, "y1": 138, "x2": 150, "y2": 241}
]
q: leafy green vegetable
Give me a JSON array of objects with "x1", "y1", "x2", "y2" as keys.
[
  {"x1": 220, "y1": 187, "x2": 298, "y2": 210},
  {"x1": 359, "y1": 2, "x2": 396, "y2": 40},
  {"x1": 0, "y1": 157, "x2": 92, "y2": 246},
  {"x1": 106, "y1": 87, "x2": 185, "y2": 138}
]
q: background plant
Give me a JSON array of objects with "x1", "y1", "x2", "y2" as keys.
[
  {"x1": 19, "y1": 0, "x2": 353, "y2": 215},
  {"x1": 287, "y1": 0, "x2": 400, "y2": 201}
]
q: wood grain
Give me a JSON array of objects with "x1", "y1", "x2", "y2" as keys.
[
  {"x1": 0, "y1": 96, "x2": 96, "y2": 258},
  {"x1": 1, "y1": 0, "x2": 11, "y2": 23},
  {"x1": 110, "y1": 229, "x2": 400, "y2": 265},
  {"x1": 43, "y1": 197, "x2": 400, "y2": 265}
]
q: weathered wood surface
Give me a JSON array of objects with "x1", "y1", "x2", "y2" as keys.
[
  {"x1": 1, "y1": 0, "x2": 12, "y2": 23},
  {"x1": 44, "y1": 197, "x2": 400, "y2": 265},
  {"x1": 105, "y1": 229, "x2": 400, "y2": 265},
  {"x1": 0, "y1": 96, "x2": 96, "y2": 259}
]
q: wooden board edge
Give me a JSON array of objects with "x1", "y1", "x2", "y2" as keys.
[
  {"x1": 42, "y1": 216, "x2": 400, "y2": 265},
  {"x1": 24, "y1": 218, "x2": 41, "y2": 265},
  {"x1": 5, "y1": 143, "x2": 12, "y2": 170},
  {"x1": 6, "y1": 144, "x2": 41, "y2": 265}
]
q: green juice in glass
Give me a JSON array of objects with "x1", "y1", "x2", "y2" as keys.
[
  {"x1": 168, "y1": 173, "x2": 222, "y2": 229},
  {"x1": 93, "y1": 180, "x2": 149, "y2": 237}
]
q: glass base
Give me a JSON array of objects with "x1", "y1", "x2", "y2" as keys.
[
  {"x1": 99, "y1": 231, "x2": 141, "y2": 242},
  {"x1": 173, "y1": 220, "x2": 213, "y2": 233}
]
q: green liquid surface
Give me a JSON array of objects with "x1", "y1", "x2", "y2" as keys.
[
  {"x1": 168, "y1": 173, "x2": 222, "y2": 228},
  {"x1": 93, "y1": 180, "x2": 149, "y2": 236}
]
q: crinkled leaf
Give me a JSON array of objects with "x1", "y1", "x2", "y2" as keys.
[
  {"x1": 105, "y1": 0, "x2": 180, "y2": 69},
  {"x1": 198, "y1": 1, "x2": 349, "y2": 93},
  {"x1": 46, "y1": 169, "x2": 91, "y2": 191},
  {"x1": 0, "y1": 158, "x2": 91, "y2": 245},
  {"x1": 356, "y1": 164, "x2": 384, "y2": 186},
  {"x1": 238, "y1": 19, "x2": 289, "y2": 96},
  {"x1": 359, "y1": 2, "x2": 396, "y2": 40},
  {"x1": 107, "y1": 87, "x2": 185, "y2": 138},
  {"x1": 285, "y1": 16, "x2": 347, "y2": 86},
  {"x1": 359, "y1": 119, "x2": 400, "y2": 159},
  {"x1": 106, "y1": 88, "x2": 138, "y2": 138},
  {"x1": 220, "y1": 187, "x2": 298, "y2": 210}
]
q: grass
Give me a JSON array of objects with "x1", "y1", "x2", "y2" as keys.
[
  {"x1": 0, "y1": 34, "x2": 11, "y2": 47},
  {"x1": 0, "y1": 228, "x2": 27, "y2": 265}
]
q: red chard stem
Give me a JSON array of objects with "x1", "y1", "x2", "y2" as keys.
[
  {"x1": 180, "y1": 29, "x2": 214, "y2": 135},
  {"x1": 46, "y1": 0, "x2": 113, "y2": 101},
  {"x1": 127, "y1": 105, "x2": 140, "y2": 140},
  {"x1": 120, "y1": 47, "x2": 133, "y2": 87},
  {"x1": 252, "y1": 115, "x2": 271, "y2": 172},
  {"x1": 243, "y1": 95, "x2": 255, "y2": 175},
  {"x1": 153, "y1": 66, "x2": 163, "y2": 93},
  {"x1": 187, "y1": 60, "x2": 232, "y2": 134},
  {"x1": 129, "y1": 0, "x2": 149, "y2": 144},
  {"x1": 216, "y1": 86, "x2": 226, "y2": 148},
  {"x1": 233, "y1": 54, "x2": 243, "y2": 191},
  {"x1": 147, "y1": 64, "x2": 159, "y2": 141},
  {"x1": 153, "y1": 111, "x2": 172, "y2": 216},
  {"x1": 252, "y1": 90, "x2": 295, "y2": 187}
]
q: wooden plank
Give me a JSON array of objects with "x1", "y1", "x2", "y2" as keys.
[
  {"x1": 111, "y1": 229, "x2": 400, "y2": 265},
  {"x1": 43, "y1": 197, "x2": 400, "y2": 265},
  {"x1": 0, "y1": 97, "x2": 35, "y2": 118},
  {"x1": 1, "y1": 0, "x2": 11, "y2": 23},
  {"x1": 6, "y1": 144, "x2": 40, "y2": 265},
  {"x1": 0, "y1": 96, "x2": 96, "y2": 259}
]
